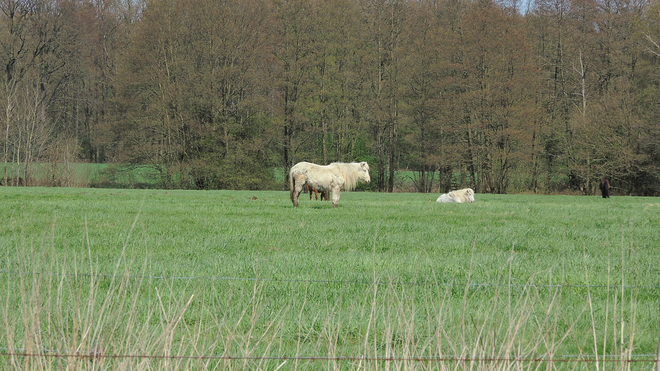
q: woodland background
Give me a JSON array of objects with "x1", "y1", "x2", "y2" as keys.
[{"x1": 1, "y1": 0, "x2": 660, "y2": 195}]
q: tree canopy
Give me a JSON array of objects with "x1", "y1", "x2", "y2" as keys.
[{"x1": 1, "y1": 0, "x2": 659, "y2": 195}]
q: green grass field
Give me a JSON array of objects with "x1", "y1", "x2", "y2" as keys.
[{"x1": 1, "y1": 187, "x2": 659, "y2": 370}]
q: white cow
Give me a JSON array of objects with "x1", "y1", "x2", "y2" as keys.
[
  {"x1": 289, "y1": 161, "x2": 370, "y2": 208},
  {"x1": 436, "y1": 188, "x2": 475, "y2": 203}
]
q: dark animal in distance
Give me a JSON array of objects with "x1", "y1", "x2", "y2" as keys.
[{"x1": 599, "y1": 178, "x2": 610, "y2": 198}]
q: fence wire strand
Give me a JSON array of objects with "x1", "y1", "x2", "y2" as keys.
[
  {"x1": 0, "y1": 350, "x2": 658, "y2": 364},
  {"x1": 1, "y1": 270, "x2": 659, "y2": 290}
]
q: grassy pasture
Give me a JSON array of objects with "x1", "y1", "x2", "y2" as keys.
[{"x1": 1, "y1": 187, "x2": 659, "y2": 370}]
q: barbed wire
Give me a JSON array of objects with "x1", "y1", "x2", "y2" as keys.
[
  {"x1": 1, "y1": 270, "x2": 658, "y2": 290},
  {"x1": 0, "y1": 350, "x2": 657, "y2": 364}
]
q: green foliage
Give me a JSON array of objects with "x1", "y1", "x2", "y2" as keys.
[
  {"x1": 92, "y1": 164, "x2": 162, "y2": 189},
  {"x1": 3, "y1": 0, "x2": 660, "y2": 194}
]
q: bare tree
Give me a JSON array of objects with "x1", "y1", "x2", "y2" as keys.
[
  {"x1": 0, "y1": 0, "x2": 64, "y2": 186},
  {"x1": 358, "y1": 0, "x2": 406, "y2": 192}
]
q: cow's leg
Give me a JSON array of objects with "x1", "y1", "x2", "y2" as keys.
[
  {"x1": 331, "y1": 187, "x2": 341, "y2": 208},
  {"x1": 293, "y1": 183, "x2": 303, "y2": 207},
  {"x1": 292, "y1": 177, "x2": 305, "y2": 207}
]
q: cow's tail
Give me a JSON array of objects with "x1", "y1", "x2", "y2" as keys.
[{"x1": 289, "y1": 167, "x2": 295, "y2": 202}]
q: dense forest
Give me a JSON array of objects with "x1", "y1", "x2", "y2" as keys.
[{"x1": 1, "y1": 0, "x2": 659, "y2": 195}]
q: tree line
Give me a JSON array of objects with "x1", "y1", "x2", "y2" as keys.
[{"x1": 1, "y1": 0, "x2": 659, "y2": 195}]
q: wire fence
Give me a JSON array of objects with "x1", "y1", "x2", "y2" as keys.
[
  {"x1": 0, "y1": 350, "x2": 658, "y2": 364},
  {"x1": 2, "y1": 269, "x2": 658, "y2": 368},
  {"x1": 1, "y1": 270, "x2": 659, "y2": 290}
]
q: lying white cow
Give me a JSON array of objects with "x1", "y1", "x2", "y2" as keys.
[{"x1": 436, "y1": 188, "x2": 475, "y2": 203}]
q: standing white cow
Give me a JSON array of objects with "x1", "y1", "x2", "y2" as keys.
[
  {"x1": 290, "y1": 161, "x2": 370, "y2": 208},
  {"x1": 436, "y1": 188, "x2": 475, "y2": 203}
]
